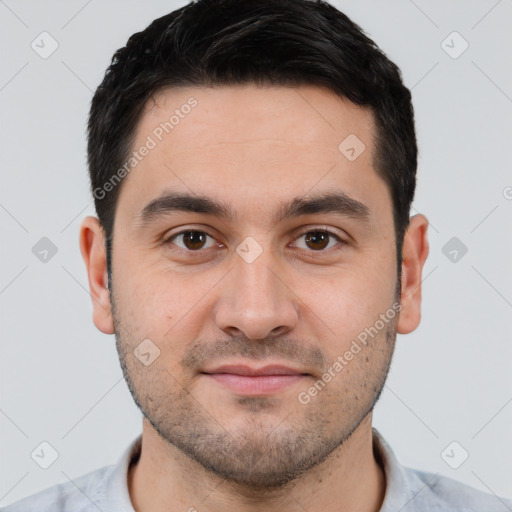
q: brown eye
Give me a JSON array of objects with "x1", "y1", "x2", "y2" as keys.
[
  {"x1": 294, "y1": 229, "x2": 345, "y2": 252},
  {"x1": 168, "y1": 230, "x2": 216, "y2": 251},
  {"x1": 304, "y1": 231, "x2": 330, "y2": 250}
]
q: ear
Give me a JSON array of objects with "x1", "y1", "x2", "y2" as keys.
[
  {"x1": 79, "y1": 216, "x2": 115, "y2": 334},
  {"x1": 397, "y1": 214, "x2": 430, "y2": 334}
]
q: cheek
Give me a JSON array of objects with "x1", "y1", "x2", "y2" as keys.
[
  {"x1": 112, "y1": 259, "x2": 216, "y2": 362},
  {"x1": 111, "y1": 258, "x2": 168, "y2": 348},
  {"x1": 305, "y1": 263, "x2": 396, "y2": 341}
]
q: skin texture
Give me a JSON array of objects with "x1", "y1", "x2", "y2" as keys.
[{"x1": 80, "y1": 84, "x2": 429, "y2": 512}]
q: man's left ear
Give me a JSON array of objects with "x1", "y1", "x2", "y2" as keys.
[{"x1": 397, "y1": 214, "x2": 430, "y2": 334}]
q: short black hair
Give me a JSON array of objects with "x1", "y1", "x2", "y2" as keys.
[{"x1": 88, "y1": 0, "x2": 417, "y2": 283}]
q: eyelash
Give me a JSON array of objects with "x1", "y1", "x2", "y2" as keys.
[{"x1": 163, "y1": 227, "x2": 347, "y2": 256}]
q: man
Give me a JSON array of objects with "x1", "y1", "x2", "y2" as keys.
[{"x1": 3, "y1": 0, "x2": 510, "y2": 511}]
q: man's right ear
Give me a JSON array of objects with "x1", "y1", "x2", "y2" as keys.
[{"x1": 79, "y1": 216, "x2": 115, "y2": 334}]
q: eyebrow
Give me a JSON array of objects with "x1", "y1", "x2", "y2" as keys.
[{"x1": 135, "y1": 190, "x2": 370, "y2": 229}]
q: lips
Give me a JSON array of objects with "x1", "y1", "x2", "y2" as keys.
[
  {"x1": 202, "y1": 364, "x2": 308, "y2": 377},
  {"x1": 201, "y1": 364, "x2": 309, "y2": 395}
]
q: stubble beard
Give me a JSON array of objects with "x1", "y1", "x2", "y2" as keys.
[{"x1": 110, "y1": 284, "x2": 397, "y2": 490}]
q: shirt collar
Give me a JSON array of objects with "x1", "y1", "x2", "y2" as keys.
[
  {"x1": 371, "y1": 427, "x2": 418, "y2": 511},
  {"x1": 102, "y1": 434, "x2": 141, "y2": 511}
]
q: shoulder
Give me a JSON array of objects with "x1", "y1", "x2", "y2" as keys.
[
  {"x1": 403, "y1": 466, "x2": 512, "y2": 511},
  {"x1": 372, "y1": 429, "x2": 512, "y2": 512},
  {"x1": 0, "y1": 465, "x2": 113, "y2": 512}
]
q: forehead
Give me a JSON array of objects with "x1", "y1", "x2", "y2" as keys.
[
  {"x1": 116, "y1": 84, "x2": 391, "y2": 229},
  {"x1": 142, "y1": 84, "x2": 374, "y2": 153}
]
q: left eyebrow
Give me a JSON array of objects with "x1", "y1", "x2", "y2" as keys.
[
  {"x1": 135, "y1": 190, "x2": 371, "y2": 229},
  {"x1": 273, "y1": 191, "x2": 370, "y2": 224}
]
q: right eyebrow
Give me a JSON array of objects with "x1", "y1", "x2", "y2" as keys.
[{"x1": 136, "y1": 192, "x2": 235, "y2": 229}]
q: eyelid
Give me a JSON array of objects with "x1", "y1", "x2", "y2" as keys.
[
  {"x1": 293, "y1": 225, "x2": 348, "y2": 241},
  {"x1": 163, "y1": 227, "x2": 220, "y2": 252},
  {"x1": 290, "y1": 226, "x2": 348, "y2": 252}
]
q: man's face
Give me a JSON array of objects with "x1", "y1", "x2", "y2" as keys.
[{"x1": 109, "y1": 84, "x2": 399, "y2": 487}]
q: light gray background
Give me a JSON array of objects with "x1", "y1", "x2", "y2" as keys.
[{"x1": 1, "y1": 0, "x2": 511, "y2": 507}]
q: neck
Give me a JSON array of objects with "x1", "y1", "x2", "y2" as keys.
[{"x1": 128, "y1": 413, "x2": 386, "y2": 512}]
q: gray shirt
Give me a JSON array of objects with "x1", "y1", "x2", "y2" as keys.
[{"x1": 2, "y1": 428, "x2": 511, "y2": 511}]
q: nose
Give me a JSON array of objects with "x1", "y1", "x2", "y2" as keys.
[{"x1": 213, "y1": 250, "x2": 300, "y2": 340}]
